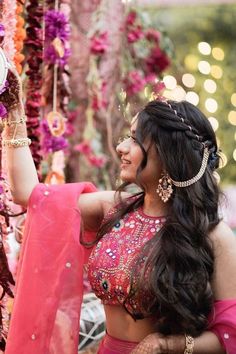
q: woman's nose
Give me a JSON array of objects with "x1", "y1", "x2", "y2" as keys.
[{"x1": 116, "y1": 139, "x2": 130, "y2": 156}]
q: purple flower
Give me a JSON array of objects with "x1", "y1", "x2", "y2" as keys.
[
  {"x1": 0, "y1": 24, "x2": 5, "y2": 37},
  {"x1": 0, "y1": 80, "x2": 9, "y2": 95},
  {"x1": 44, "y1": 10, "x2": 70, "y2": 41},
  {"x1": 40, "y1": 119, "x2": 69, "y2": 155},
  {"x1": 44, "y1": 44, "x2": 71, "y2": 67},
  {"x1": 0, "y1": 103, "x2": 7, "y2": 118}
]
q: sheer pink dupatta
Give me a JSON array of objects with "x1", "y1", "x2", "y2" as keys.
[{"x1": 5, "y1": 182, "x2": 97, "y2": 354}]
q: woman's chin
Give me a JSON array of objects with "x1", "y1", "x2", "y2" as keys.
[{"x1": 119, "y1": 172, "x2": 135, "y2": 183}]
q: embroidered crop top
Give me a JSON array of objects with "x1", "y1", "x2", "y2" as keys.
[{"x1": 87, "y1": 206, "x2": 166, "y2": 315}]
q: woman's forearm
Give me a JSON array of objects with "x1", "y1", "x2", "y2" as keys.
[
  {"x1": 4, "y1": 105, "x2": 39, "y2": 206},
  {"x1": 167, "y1": 331, "x2": 225, "y2": 354}
]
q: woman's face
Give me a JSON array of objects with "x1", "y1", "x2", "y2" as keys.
[{"x1": 116, "y1": 117, "x2": 163, "y2": 191}]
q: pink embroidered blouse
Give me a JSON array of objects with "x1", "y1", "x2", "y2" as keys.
[{"x1": 87, "y1": 206, "x2": 166, "y2": 314}]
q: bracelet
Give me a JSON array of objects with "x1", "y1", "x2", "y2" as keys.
[
  {"x1": 4, "y1": 116, "x2": 27, "y2": 126},
  {"x1": 184, "y1": 334, "x2": 194, "y2": 354},
  {"x1": 2, "y1": 138, "x2": 31, "y2": 148}
]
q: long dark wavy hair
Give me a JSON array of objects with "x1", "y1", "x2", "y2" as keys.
[{"x1": 94, "y1": 100, "x2": 221, "y2": 336}]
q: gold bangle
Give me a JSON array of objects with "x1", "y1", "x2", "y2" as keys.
[
  {"x1": 184, "y1": 334, "x2": 194, "y2": 354},
  {"x1": 2, "y1": 138, "x2": 31, "y2": 148},
  {"x1": 4, "y1": 116, "x2": 27, "y2": 127}
]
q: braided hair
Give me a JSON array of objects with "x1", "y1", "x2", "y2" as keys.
[{"x1": 97, "y1": 99, "x2": 220, "y2": 336}]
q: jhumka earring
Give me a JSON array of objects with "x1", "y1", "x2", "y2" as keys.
[{"x1": 156, "y1": 172, "x2": 173, "y2": 203}]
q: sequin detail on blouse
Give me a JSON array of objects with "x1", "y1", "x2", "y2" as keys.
[{"x1": 87, "y1": 207, "x2": 166, "y2": 314}]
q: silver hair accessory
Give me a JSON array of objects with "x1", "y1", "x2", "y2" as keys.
[
  {"x1": 0, "y1": 48, "x2": 10, "y2": 92},
  {"x1": 171, "y1": 147, "x2": 210, "y2": 187}
]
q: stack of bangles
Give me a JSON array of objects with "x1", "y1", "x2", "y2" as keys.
[
  {"x1": 184, "y1": 334, "x2": 194, "y2": 354},
  {"x1": 1, "y1": 115, "x2": 31, "y2": 148}
]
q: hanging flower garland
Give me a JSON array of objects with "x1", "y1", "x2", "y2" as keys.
[
  {"x1": 39, "y1": 0, "x2": 72, "y2": 183},
  {"x1": 13, "y1": 0, "x2": 26, "y2": 74},
  {"x1": 1, "y1": 0, "x2": 17, "y2": 61},
  {"x1": 24, "y1": 0, "x2": 44, "y2": 172}
]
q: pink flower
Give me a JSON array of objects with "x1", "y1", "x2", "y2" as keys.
[
  {"x1": 87, "y1": 155, "x2": 107, "y2": 168},
  {"x1": 0, "y1": 103, "x2": 7, "y2": 118},
  {"x1": 124, "y1": 70, "x2": 146, "y2": 96},
  {"x1": 145, "y1": 29, "x2": 161, "y2": 42},
  {"x1": 126, "y1": 11, "x2": 137, "y2": 26},
  {"x1": 145, "y1": 47, "x2": 170, "y2": 74},
  {"x1": 127, "y1": 25, "x2": 144, "y2": 43},
  {"x1": 74, "y1": 141, "x2": 92, "y2": 155},
  {"x1": 145, "y1": 73, "x2": 157, "y2": 84},
  {"x1": 90, "y1": 32, "x2": 109, "y2": 55}
]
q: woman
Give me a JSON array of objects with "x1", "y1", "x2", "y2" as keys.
[{"x1": 2, "y1": 68, "x2": 236, "y2": 354}]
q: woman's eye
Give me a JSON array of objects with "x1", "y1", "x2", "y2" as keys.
[{"x1": 118, "y1": 134, "x2": 136, "y2": 143}]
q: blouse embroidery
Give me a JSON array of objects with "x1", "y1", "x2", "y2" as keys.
[{"x1": 87, "y1": 207, "x2": 165, "y2": 314}]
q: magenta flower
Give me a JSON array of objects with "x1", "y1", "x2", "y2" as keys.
[
  {"x1": 90, "y1": 32, "x2": 109, "y2": 55},
  {"x1": 87, "y1": 155, "x2": 107, "y2": 168},
  {"x1": 145, "y1": 29, "x2": 161, "y2": 43},
  {"x1": 44, "y1": 44, "x2": 71, "y2": 67},
  {"x1": 40, "y1": 120, "x2": 68, "y2": 155},
  {"x1": 127, "y1": 26, "x2": 144, "y2": 43},
  {"x1": 0, "y1": 103, "x2": 7, "y2": 118},
  {"x1": 0, "y1": 24, "x2": 5, "y2": 37},
  {"x1": 74, "y1": 141, "x2": 92, "y2": 155},
  {"x1": 44, "y1": 10, "x2": 70, "y2": 41},
  {"x1": 145, "y1": 47, "x2": 170, "y2": 74},
  {"x1": 124, "y1": 70, "x2": 146, "y2": 96},
  {"x1": 126, "y1": 11, "x2": 137, "y2": 26}
]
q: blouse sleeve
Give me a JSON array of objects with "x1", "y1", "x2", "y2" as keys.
[{"x1": 208, "y1": 299, "x2": 236, "y2": 354}]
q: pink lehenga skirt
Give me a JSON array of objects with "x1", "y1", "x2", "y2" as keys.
[{"x1": 97, "y1": 333, "x2": 138, "y2": 354}]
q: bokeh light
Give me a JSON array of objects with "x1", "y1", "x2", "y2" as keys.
[
  {"x1": 204, "y1": 79, "x2": 217, "y2": 94},
  {"x1": 185, "y1": 91, "x2": 199, "y2": 106},
  {"x1": 231, "y1": 93, "x2": 236, "y2": 107},
  {"x1": 211, "y1": 65, "x2": 223, "y2": 79},
  {"x1": 198, "y1": 42, "x2": 211, "y2": 55},
  {"x1": 219, "y1": 152, "x2": 227, "y2": 168},
  {"x1": 164, "y1": 85, "x2": 186, "y2": 101},
  {"x1": 182, "y1": 73, "x2": 196, "y2": 88},
  {"x1": 233, "y1": 149, "x2": 236, "y2": 161},
  {"x1": 228, "y1": 111, "x2": 236, "y2": 125},
  {"x1": 198, "y1": 61, "x2": 211, "y2": 75},
  {"x1": 163, "y1": 75, "x2": 177, "y2": 90},
  {"x1": 212, "y1": 47, "x2": 225, "y2": 61},
  {"x1": 184, "y1": 54, "x2": 198, "y2": 71},
  {"x1": 208, "y1": 117, "x2": 219, "y2": 131},
  {"x1": 205, "y1": 98, "x2": 218, "y2": 113}
]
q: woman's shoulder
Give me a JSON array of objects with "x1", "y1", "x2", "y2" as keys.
[{"x1": 209, "y1": 220, "x2": 236, "y2": 250}]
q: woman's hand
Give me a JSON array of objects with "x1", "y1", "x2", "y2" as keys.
[{"x1": 131, "y1": 333, "x2": 185, "y2": 354}]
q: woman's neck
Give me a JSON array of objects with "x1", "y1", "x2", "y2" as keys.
[{"x1": 143, "y1": 193, "x2": 170, "y2": 217}]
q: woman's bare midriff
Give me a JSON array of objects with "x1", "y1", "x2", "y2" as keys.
[{"x1": 104, "y1": 304, "x2": 156, "y2": 342}]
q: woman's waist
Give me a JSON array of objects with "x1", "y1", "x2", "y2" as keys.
[{"x1": 104, "y1": 304, "x2": 156, "y2": 342}]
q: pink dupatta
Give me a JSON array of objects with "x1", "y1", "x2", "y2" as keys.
[{"x1": 5, "y1": 182, "x2": 97, "y2": 354}]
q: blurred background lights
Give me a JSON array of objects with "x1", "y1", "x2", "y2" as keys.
[
  {"x1": 231, "y1": 93, "x2": 236, "y2": 107},
  {"x1": 212, "y1": 47, "x2": 225, "y2": 61},
  {"x1": 211, "y1": 65, "x2": 223, "y2": 79},
  {"x1": 204, "y1": 79, "x2": 217, "y2": 94},
  {"x1": 198, "y1": 60, "x2": 211, "y2": 75},
  {"x1": 184, "y1": 54, "x2": 198, "y2": 71},
  {"x1": 185, "y1": 91, "x2": 199, "y2": 106},
  {"x1": 233, "y1": 149, "x2": 236, "y2": 162},
  {"x1": 228, "y1": 111, "x2": 236, "y2": 125},
  {"x1": 234, "y1": 132, "x2": 236, "y2": 140},
  {"x1": 219, "y1": 152, "x2": 227, "y2": 168},
  {"x1": 198, "y1": 42, "x2": 211, "y2": 55},
  {"x1": 164, "y1": 85, "x2": 186, "y2": 101},
  {"x1": 205, "y1": 98, "x2": 218, "y2": 113},
  {"x1": 208, "y1": 117, "x2": 219, "y2": 131},
  {"x1": 182, "y1": 73, "x2": 196, "y2": 88},
  {"x1": 163, "y1": 75, "x2": 177, "y2": 90}
]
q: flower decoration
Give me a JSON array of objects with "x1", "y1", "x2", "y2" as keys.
[
  {"x1": 24, "y1": 0, "x2": 44, "y2": 171},
  {"x1": 13, "y1": 1, "x2": 26, "y2": 74},
  {"x1": 40, "y1": 119, "x2": 68, "y2": 156},
  {"x1": 74, "y1": 140, "x2": 107, "y2": 169},
  {"x1": 1, "y1": 0, "x2": 17, "y2": 60},
  {"x1": 90, "y1": 31, "x2": 109, "y2": 55}
]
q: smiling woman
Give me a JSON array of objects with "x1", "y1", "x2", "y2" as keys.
[{"x1": 1, "y1": 67, "x2": 236, "y2": 354}]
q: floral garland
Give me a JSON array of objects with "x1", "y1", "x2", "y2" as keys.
[
  {"x1": 14, "y1": 0, "x2": 26, "y2": 74},
  {"x1": 24, "y1": 0, "x2": 44, "y2": 171},
  {"x1": 40, "y1": 0, "x2": 72, "y2": 183},
  {"x1": 1, "y1": 0, "x2": 17, "y2": 61}
]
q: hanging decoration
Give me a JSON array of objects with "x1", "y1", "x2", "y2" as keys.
[
  {"x1": 24, "y1": 0, "x2": 44, "y2": 172},
  {"x1": 13, "y1": 0, "x2": 26, "y2": 74}
]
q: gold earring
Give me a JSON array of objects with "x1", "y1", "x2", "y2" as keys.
[{"x1": 156, "y1": 172, "x2": 173, "y2": 203}]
